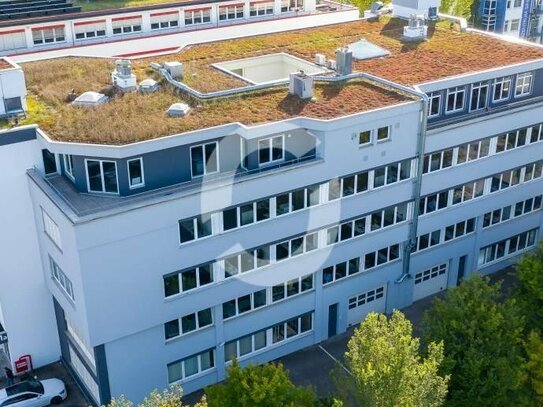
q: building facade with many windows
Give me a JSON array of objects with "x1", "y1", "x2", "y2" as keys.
[{"x1": 1, "y1": 13, "x2": 543, "y2": 406}]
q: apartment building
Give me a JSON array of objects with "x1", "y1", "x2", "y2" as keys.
[{"x1": 0, "y1": 7, "x2": 543, "y2": 406}]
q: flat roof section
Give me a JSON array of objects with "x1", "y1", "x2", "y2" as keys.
[{"x1": 13, "y1": 17, "x2": 543, "y2": 144}]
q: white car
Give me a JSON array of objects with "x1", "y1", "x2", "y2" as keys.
[{"x1": 0, "y1": 378, "x2": 67, "y2": 406}]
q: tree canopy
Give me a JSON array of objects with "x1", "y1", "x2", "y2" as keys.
[{"x1": 514, "y1": 242, "x2": 543, "y2": 333}]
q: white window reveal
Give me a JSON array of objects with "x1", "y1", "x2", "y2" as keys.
[
  {"x1": 63, "y1": 154, "x2": 75, "y2": 179},
  {"x1": 32, "y1": 25, "x2": 65, "y2": 45},
  {"x1": 112, "y1": 16, "x2": 142, "y2": 34},
  {"x1": 191, "y1": 142, "x2": 218, "y2": 177},
  {"x1": 515, "y1": 72, "x2": 533, "y2": 97},
  {"x1": 219, "y1": 3, "x2": 245, "y2": 20},
  {"x1": 470, "y1": 81, "x2": 489, "y2": 111},
  {"x1": 85, "y1": 159, "x2": 119, "y2": 194},
  {"x1": 127, "y1": 158, "x2": 144, "y2": 189},
  {"x1": 258, "y1": 135, "x2": 284, "y2": 165},
  {"x1": 74, "y1": 20, "x2": 107, "y2": 40},
  {"x1": 150, "y1": 12, "x2": 179, "y2": 29},
  {"x1": 184, "y1": 8, "x2": 211, "y2": 25},
  {"x1": 446, "y1": 86, "x2": 465, "y2": 113},
  {"x1": 42, "y1": 209, "x2": 61, "y2": 249},
  {"x1": 49, "y1": 256, "x2": 74, "y2": 301},
  {"x1": 493, "y1": 77, "x2": 511, "y2": 102}
]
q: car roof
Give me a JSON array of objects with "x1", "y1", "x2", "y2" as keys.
[{"x1": 4, "y1": 380, "x2": 44, "y2": 396}]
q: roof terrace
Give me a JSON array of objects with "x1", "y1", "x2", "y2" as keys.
[{"x1": 12, "y1": 17, "x2": 543, "y2": 145}]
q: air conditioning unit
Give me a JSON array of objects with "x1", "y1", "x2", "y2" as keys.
[
  {"x1": 315, "y1": 53, "x2": 326, "y2": 66},
  {"x1": 164, "y1": 62, "x2": 183, "y2": 80},
  {"x1": 327, "y1": 59, "x2": 337, "y2": 70},
  {"x1": 289, "y1": 71, "x2": 314, "y2": 99}
]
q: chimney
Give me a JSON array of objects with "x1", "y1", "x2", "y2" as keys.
[
  {"x1": 336, "y1": 48, "x2": 353, "y2": 76},
  {"x1": 289, "y1": 71, "x2": 314, "y2": 100}
]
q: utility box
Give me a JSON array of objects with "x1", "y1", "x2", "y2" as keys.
[
  {"x1": 289, "y1": 71, "x2": 314, "y2": 99},
  {"x1": 336, "y1": 48, "x2": 353, "y2": 76},
  {"x1": 0, "y1": 57, "x2": 26, "y2": 117},
  {"x1": 112, "y1": 59, "x2": 137, "y2": 92},
  {"x1": 164, "y1": 62, "x2": 183, "y2": 80}
]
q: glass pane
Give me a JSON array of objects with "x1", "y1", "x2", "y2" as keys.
[
  {"x1": 239, "y1": 336, "x2": 252, "y2": 356},
  {"x1": 342, "y1": 176, "x2": 355, "y2": 196},
  {"x1": 307, "y1": 185, "x2": 320, "y2": 206},
  {"x1": 276, "y1": 242, "x2": 289, "y2": 261},
  {"x1": 254, "y1": 330, "x2": 266, "y2": 350},
  {"x1": 287, "y1": 318, "x2": 299, "y2": 337},
  {"x1": 165, "y1": 320, "x2": 179, "y2": 340},
  {"x1": 291, "y1": 237, "x2": 304, "y2": 256},
  {"x1": 164, "y1": 275, "x2": 180, "y2": 297},
  {"x1": 198, "y1": 308, "x2": 212, "y2": 327},
  {"x1": 205, "y1": 143, "x2": 217, "y2": 173},
  {"x1": 259, "y1": 139, "x2": 270, "y2": 164},
  {"x1": 224, "y1": 256, "x2": 239, "y2": 277},
  {"x1": 292, "y1": 189, "x2": 305, "y2": 211},
  {"x1": 168, "y1": 362, "x2": 182, "y2": 383},
  {"x1": 272, "y1": 284, "x2": 285, "y2": 301},
  {"x1": 181, "y1": 269, "x2": 197, "y2": 291},
  {"x1": 256, "y1": 246, "x2": 270, "y2": 267},
  {"x1": 240, "y1": 251, "x2": 254, "y2": 272},
  {"x1": 183, "y1": 355, "x2": 199, "y2": 377},
  {"x1": 356, "y1": 172, "x2": 368, "y2": 192},
  {"x1": 256, "y1": 199, "x2": 270, "y2": 221},
  {"x1": 300, "y1": 314, "x2": 312, "y2": 332},
  {"x1": 240, "y1": 204, "x2": 254, "y2": 226},
  {"x1": 254, "y1": 289, "x2": 267, "y2": 307},
  {"x1": 238, "y1": 295, "x2": 251, "y2": 313},
  {"x1": 87, "y1": 160, "x2": 103, "y2": 192},
  {"x1": 197, "y1": 214, "x2": 212, "y2": 238},
  {"x1": 272, "y1": 136, "x2": 283, "y2": 160},
  {"x1": 301, "y1": 274, "x2": 313, "y2": 291},
  {"x1": 374, "y1": 167, "x2": 385, "y2": 188},
  {"x1": 286, "y1": 279, "x2": 299, "y2": 297},
  {"x1": 276, "y1": 194, "x2": 290, "y2": 215},
  {"x1": 224, "y1": 341, "x2": 237, "y2": 361},
  {"x1": 191, "y1": 146, "x2": 204, "y2": 176},
  {"x1": 223, "y1": 208, "x2": 238, "y2": 230},
  {"x1": 223, "y1": 300, "x2": 236, "y2": 319},
  {"x1": 128, "y1": 159, "x2": 142, "y2": 186},
  {"x1": 181, "y1": 314, "x2": 196, "y2": 333},
  {"x1": 273, "y1": 324, "x2": 285, "y2": 343},
  {"x1": 179, "y1": 219, "x2": 195, "y2": 243}
]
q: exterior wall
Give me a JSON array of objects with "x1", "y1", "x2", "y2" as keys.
[{"x1": 0, "y1": 127, "x2": 60, "y2": 368}]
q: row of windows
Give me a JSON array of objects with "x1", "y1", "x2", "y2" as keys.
[
  {"x1": 348, "y1": 286, "x2": 385, "y2": 309},
  {"x1": 428, "y1": 72, "x2": 533, "y2": 117},
  {"x1": 414, "y1": 218, "x2": 476, "y2": 252},
  {"x1": 224, "y1": 313, "x2": 313, "y2": 361},
  {"x1": 422, "y1": 123, "x2": 543, "y2": 174},
  {"x1": 165, "y1": 308, "x2": 213, "y2": 341},
  {"x1": 478, "y1": 229, "x2": 538, "y2": 266},
  {"x1": 112, "y1": 18, "x2": 142, "y2": 34},
  {"x1": 32, "y1": 27, "x2": 65, "y2": 45},
  {"x1": 482, "y1": 195, "x2": 542, "y2": 228},
  {"x1": 414, "y1": 263, "x2": 447, "y2": 285},
  {"x1": 358, "y1": 125, "x2": 390, "y2": 146},
  {"x1": 167, "y1": 349, "x2": 214, "y2": 383},
  {"x1": 74, "y1": 23, "x2": 106, "y2": 39},
  {"x1": 49, "y1": 256, "x2": 74, "y2": 302},
  {"x1": 323, "y1": 243, "x2": 401, "y2": 285},
  {"x1": 419, "y1": 160, "x2": 543, "y2": 216},
  {"x1": 179, "y1": 158, "x2": 413, "y2": 244}
]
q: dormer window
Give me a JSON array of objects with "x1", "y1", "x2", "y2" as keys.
[
  {"x1": 191, "y1": 142, "x2": 218, "y2": 177},
  {"x1": 470, "y1": 82, "x2": 489, "y2": 111},
  {"x1": 446, "y1": 86, "x2": 465, "y2": 113},
  {"x1": 515, "y1": 72, "x2": 533, "y2": 97},
  {"x1": 259, "y1": 135, "x2": 284, "y2": 165},
  {"x1": 493, "y1": 77, "x2": 511, "y2": 102},
  {"x1": 85, "y1": 159, "x2": 118, "y2": 194},
  {"x1": 428, "y1": 92, "x2": 441, "y2": 117}
]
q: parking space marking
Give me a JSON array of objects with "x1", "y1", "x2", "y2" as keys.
[{"x1": 318, "y1": 345, "x2": 352, "y2": 376}]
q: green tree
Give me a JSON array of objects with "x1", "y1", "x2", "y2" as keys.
[
  {"x1": 514, "y1": 242, "x2": 543, "y2": 333},
  {"x1": 100, "y1": 385, "x2": 207, "y2": 407},
  {"x1": 335, "y1": 310, "x2": 448, "y2": 407},
  {"x1": 525, "y1": 331, "x2": 543, "y2": 406},
  {"x1": 205, "y1": 359, "x2": 315, "y2": 407},
  {"x1": 421, "y1": 274, "x2": 527, "y2": 407}
]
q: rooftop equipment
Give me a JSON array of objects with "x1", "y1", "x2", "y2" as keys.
[
  {"x1": 348, "y1": 39, "x2": 390, "y2": 60},
  {"x1": 112, "y1": 60, "x2": 137, "y2": 92},
  {"x1": 336, "y1": 48, "x2": 353, "y2": 76},
  {"x1": 315, "y1": 54, "x2": 326, "y2": 66},
  {"x1": 167, "y1": 103, "x2": 190, "y2": 117},
  {"x1": 327, "y1": 59, "x2": 337, "y2": 70},
  {"x1": 72, "y1": 91, "x2": 108, "y2": 107},
  {"x1": 289, "y1": 71, "x2": 314, "y2": 100},
  {"x1": 0, "y1": 57, "x2": 27, "y2": 117},
  {"x1": 403, "y1": 14, "x2": 428, "y2": 40},
  {"x1": 139, "y1": 79, "x2": 159, "y2": 93},
  {"x1": 392, "y1": 0, "x2": 440, "y2": 20},
  {"x1": 164, "y1": 62, "x2": 183, "y2": 80}
]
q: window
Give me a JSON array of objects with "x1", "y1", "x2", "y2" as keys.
[
  {"x1": 42, "y1": 149, "x2": 57, "y2": 175},
  {"x1": 272, "y1": 313, "x2": 313, "y2": 344},
  {"x1": 164, "y1": 264, "x2": 213, "y2": 297},
  {"x1": 85, "y1": 159, "x2": 118, "y2": 194},
  {"x1": 150, "y1": 12, "x2": 179, "y2": 29},
  {"x1": 167, "y1": 349, "x2": 215, "y2": 383},
  {"x1": 63, "y1": 154, "x2": 75, "y2": 179},
  {"x1": 493, "y1": 77, "x2": 511, "y2": 102},
  {"x1": 510, "y1": 19, "x2": 520, "y2": 30},
  {"x1": 444, "y1": 218, "x2": 475, "y2": 241},
  {"x1": 322, "y1": 258, "x2": 360, "y2": 284},
  {"x1": 376, "y1": 126, "x2": 390, "y2": 141},
  {"x1": 32, "y1": 26, "x2": 65, "y2": 45},
  {"x1": 515, "y1": 72, "x2": 533, "y2": 97},
  {"x1": 415, "y1": 218, "x2": 475, "y2": 252},
  {"x1": 364, "y1": 244, "x2": 400, "y2": 270},
  {"x1": 359, "y1": 130, "x2": 371, "y2": 145},
  {"x1": 428, "y1": 92, "x2": 441, "y2": 117},
  {"x1": 178, "y1": 214, "x2": 213, "y2": 243},
  {"x1": 259, "y1": 135, "x2": 284, "y2": 165},
  {"x1": 478, "y1": 229, "x2": 537, "y2": 266},
  {"x1": 470, "y1": 82, "x2": 489, "y2": 111},
  {"x1": 223, "y1": 199, "x2": 270, "y2": 230},
  {"x1": 0, "y1": 30, "x2": 27, "y2": 52},
  {"x1": 422, "y1": 149, "x2": 453, "y2": 173},
  {"x1": 223, "y1": 246, "x2": 270, "y2": 278},
  {"x1": 165, "y1": 307, "x2": 213, "y2": 340},
  {"x1": 414, "y1": 264, "x2": 447, "y2": 285},
  {"x1": 531, "y1": 124, "x2": 543, "y2": 143},
  {"x1": 112, "y1": 17, "x2": 142, "y2": 34},
  {"x1": 275, "y1": 233, "x2": 318, "y2": 262},
  {"x1": 514, "y1": 0, "x2": 522, "y2": 6},
  {"x1": 74, "y1": 21, "x2": 107, "y2": 39},
  {"x1": 219, "y1": 4, "x2": 244, "y2": 20},
  {"x1": 483, "y1": 196, "x2": 542, "y2": 228},
  {"x1": 223, "y1": 289, "x2": 267, "y2": 319},
  {"x1": 184, "y1": 8, "x2": 211, "y2": 25},
  {"x1": 275, "y1": 185, "x2": 320, "y2": 215},
  {"x1": 452, "y1": 179, "x2": 485, "y2": 204},
  {"x1": 49, "y1": 256, "x2": 74, "y2": 301},
  {"x1": 272, "y1": 274, "x2": 313, "y2": 302},
  {"x1": 495, "y1": 129, "x2": 528, "y2": 153},
  {"x1": 127, "y1": 158, "x2": 144, "y2": 189},
  {"x1": 191, "y1": 142, "x2": 218, "y2": 177},
  {"x1": 348, "y1": 286, "x2": 384, "y2": 309},
  {"x1": 456, "y1": 139, "x2": 490, "y2": 163},
  {"x1": 446, "y1": 86, "x2": 465, "y2": 113},
  {"x1": 42, "y1": 209, "x2": 61, "y2": 249},
  {"x1": 250, "y1": 1, "x2": 274, "y2": 16}
]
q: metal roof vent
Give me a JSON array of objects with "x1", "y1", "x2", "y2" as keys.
[
  {"x1": 164, "y1": 62, "x2": 183, "y2": 80},
  {"x1": 289, "y1": 71, "x2": 314, "y2": 100},
  {"x1": 139, "y1": 78, "x2": 159, "y2": 93},
  {"x1": 112, "y1": 59, "x2": 137, "y2": 92},
  {"x1": 167, "y1": 103, "x2": 190, "y2": 117},
  {"x1": 403, "y1": 14, "x2": 428, "y2": 41},
  {"x1": 336, "y1": 47, "x2": 353, "y2": 76},
  {"x1": 72, "y1": 91, "x2": 108, "y2": 108}
]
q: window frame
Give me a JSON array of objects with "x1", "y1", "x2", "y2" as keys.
[
  {"x1": 84, "y1": 159, "x2": 119, "y2": 194},
  {"x1": 190, "y1": 141, "x2": 219, "y2": 177},
  {"x1": 469, "y1": 81, "x2": 489, "y2": 112},
  {"x1": 514, "y1": 72, "x2": 533, "y2": 98},
  {"x1": 258, "y1": 135, "x2": 285, "y2": 166},
  {"x1": 63, "y1": 154, "x2": 75, "y2": 180},
  {"x1": 127, "y1": 157, "x2": 145, "y2": 189},
  {"x1": 493, "y1": 77, "x2": 511, "y2": 102},
  {"x1": 445, "y1": 86, "x2": 466, "y2": 114},
  {"x1": 428, "y1": 92, "x2": 442, "y2": 117}
]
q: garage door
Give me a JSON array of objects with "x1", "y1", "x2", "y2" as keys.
[
  {"x1": 413, "y1": 263, "x2": 448, "y2": 302},
  {"x1": 347, "y1": 285, "x2": 386, "y2": 327}
]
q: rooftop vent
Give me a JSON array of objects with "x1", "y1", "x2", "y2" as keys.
[
  {"x1": 72, "y1": 91, "x2": 108, "y2": 108},
  {"x1": 289, "y1": 71, "x2": 314, "y2": 100},
  {"x1": 403, "y1": 14, "x2": 428, "y2": 40},
  {"x1": 167, "y1": 103, "x2": 190, "y2": 117},
  {"x1": 164, "y1": 62, "x2": 183, "y2": 80},
  {"x1": 315, "y1": 54, "x2": 326, "y2": 66},
  {"x1": 112, "y1": 60, "x2": 137, "y2": 92},
  {"x1": 336, "y1": 48, "x2": 353, "y2": 76},
  {"x1": 139, "y1": 78, "x2": 159, "y2": 93}
]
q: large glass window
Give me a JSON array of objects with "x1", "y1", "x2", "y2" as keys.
[
  {"x1": 446, "y1": 86, "x2": 465, "y2": 113},
  {"x1": 259, "y1": 135, "x2": 284, "y2": 165},
  {"x1": 85, "y1": 159, "x2": 118, "y2": 193},
  {"x1": 191, "y1": 142, "x2": 218, "y2": 177},
  {"x1": 470, "y1": 82, "x2": 489, "y2": 111}
]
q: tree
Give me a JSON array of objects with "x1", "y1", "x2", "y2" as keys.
[
  {"x1": 100, "y1": 385, "x2": 207, "y2": 407},
  {"x1": 525, "y1": 331, "x2": 543, "y2": 406},
  {"x1": 421, "y1": 274, "x2": 527, "y2": 407},
  {"x1": 514, "y1": 242, "x2": 543, "y2": 333},
  {"x1": 334, "y1": 310, "x2": 448, "y2": 407},
  {"x1": 205, "y1": 359, "x2": 315, "y2": 407}
]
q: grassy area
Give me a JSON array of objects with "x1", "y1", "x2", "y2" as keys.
[{"x1": 73, "y1": 0, "x2": 184, "y2": 12}]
